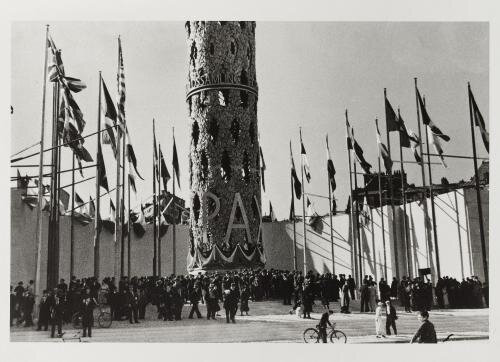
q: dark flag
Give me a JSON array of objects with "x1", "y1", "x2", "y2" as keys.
[
  {"x1": 289, "y1": 195, "x2": 295, "y2": 221},
  {"x1": 398, "y1": 114, "x2": 411, "y2": 148},
  {"x1": 125, "y1": 132, "x2": 144, "y2": 180},
  {"x1": 416, "y1": 88, "x2": 450, "y2": 142},
  {"x1": 300, "y1": 129, "x2": 311, "y2": 183},
  {"x1": 326, "y1": 135, "x2": 336, "y2": 192},
  {"x1": 376, "y1": 119, "x2": 393, "y2": 173},
  {"x1": 269, "y1": 201, "x2": 276, "y2": 221},
  {"x1": 345, "y1": 196, "x2": 351, "y2": 214},
  {"x1": 331, "y1": 198, "x2": 337, "y2": 216},
  {"x1": 153, "y1": 120, "x2": 159, "y2": 182},
  {"x1": 102, "y1": 200, "x2": 116, "y2": 234},
  {"x1": 172, "y1": 136, "x2": 181, "y2": 189},
  {"x1": 306, "y1": 198, "x2": 323, "y2": 234},
  {"x1": 289, "y1": 141, "x2": 302, "y2": 199},
  {"x1": 347, "y1": 119, "x2": 372, "y2": 174},
  {"x1": 260, "y1": 146, "x2": 266, "y2": 192},
  {"x1": 101, "y1": 78, "x2": 118, "y2": 156},
  {"x1": 89, "y1": 196, "x2": 95, "y2": 218},
  {"x1": 469, "y1": 88, "x2": 489, "y2": 153},
  {"x1": 97, "y1": 149, "x2": 109, "y2": 192},
  {"x1": 385, "y1": 96, "x2": 399, "y2": 132},
  {"x1": 159, "y1": 144, "x2": 171, "y2": 192},
  {"x1": 16, "y1": 170, "x2": 29, "y2": 189}
]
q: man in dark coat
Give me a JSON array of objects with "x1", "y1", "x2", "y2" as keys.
[
  {"x1": 49, "y1": 290, "x2": 65, "y2": 338},
  {"x1": 81, "y1": 288, "x2": 97, "y2": 338},
  {"x1": 360, "y1": 280, "x2": 370, "y2": 312},
  {"x1": 125, "y1": 287, "x2": 140, "y2": 324},
  {"x1": 36, "y1": 290, "x2": 51, "y2": 331},
  {"x1": 223, "y1": 283, "x2": 239, "y2": 323},
  {"x1": 347, "y1": 275, "x2": 356, "y2": 300},
  {"x1": 318, "y1": 310, "x2": 333, "y2": 343},
  {"x1": 302, "y1": 281, "x2": 314, "y2": 319},
  {"x1": 188, "y1": 282, "x2": 202, "y2": 319},
  {"x1": 22, "y1": 291, "x2": 35, "y2": 327},
  {"x1": 410, "y1": 310, "x2": 437, "y2": 343},
  {"x1": 385, "y1": 300, "x2": 398, "y2": 335}
]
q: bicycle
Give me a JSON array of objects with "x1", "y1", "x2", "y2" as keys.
[
  {"x1": 71, "y1": 304, "x2": 112, "y2": 329},
  {"x1": 303, "y1": 323, "x2": 347, "y2": 343}
]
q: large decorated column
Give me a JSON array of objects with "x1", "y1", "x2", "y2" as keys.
[{"x1": 185, "y1": 21, "x2": 265, "y2": 271}]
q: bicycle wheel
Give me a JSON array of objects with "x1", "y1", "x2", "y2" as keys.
[
  {"x1": 71, "y1": 313, "x2": 82, "y2": 329},
  {"x1": 303, "y1": 328, "x2": 320, "y2": 343},
  {"x1": 98, "y1": 312, "x2": 112, "y2": 328},
  {"x1": 330, "y1": 330, "x2": 347, "y2": 343}
]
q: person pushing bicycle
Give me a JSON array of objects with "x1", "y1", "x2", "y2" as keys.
[{"x1": 317, "y1": 310, "x2": 334, "y2": 343}]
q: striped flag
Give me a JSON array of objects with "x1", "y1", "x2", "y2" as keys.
[
  {"x1": 408, "y1": 129, "x2": 423, "y2": 165},
  {"x1": 47, "y1": 35, "x2": 64, "y2": 82},
  {"x1": 376, "y1": 119, "x2": 392, "y2": 173},
  {"x1": 428, "y1": 125, "x2": 447, "y2": 168},
  {"x1": 101, "y1": 78, "x2": 118, "y2": 156},
  {"x1": 417, "y1": 88, "x2": 450, "y2": 142},
  {"x1": 116, "y1": 37, "x2": 126, "y2": 133},
  {"x1": 300, "y1": 129, "x2": 311, "y2": 183},
  {"x1": 469, "y1": 87, "x2": 489, "y2": 153},
  {"x1": 289, "y1": 141, "x2": 302, "y2": 199}
]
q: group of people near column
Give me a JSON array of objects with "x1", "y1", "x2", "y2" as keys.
[{"x1": 10, "y1": 268, "x2": 485, "y2": 341}]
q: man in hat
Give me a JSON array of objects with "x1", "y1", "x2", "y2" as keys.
[
  {"x1": 49, "y1": 289, "x2": 65, "y2": 338},
  {"x1": 223, "y1": 283, "x2": 239, "y2": 323},
  {"x1": 188, "y1": 281, "x2": 202, "y2": 319},
  {"x1": 385, "y1": 300, "x2": 398, "y2": 336},
  {"x1": 36, "y1": 290, "x2": 51, "y2": 331},
  {"x1": 81, "y1": 287, "x2": 97, "y2": 338}
]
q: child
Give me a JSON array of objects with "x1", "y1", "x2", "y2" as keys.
[{"x1": 375, "y1": 301, "x2": 385, "y2": 338}]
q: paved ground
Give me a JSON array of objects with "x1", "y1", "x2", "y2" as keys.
[{"x1": 10, "y1": 300, "x2": 489, "y2": 343}]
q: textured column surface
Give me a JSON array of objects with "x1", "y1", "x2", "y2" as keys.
[{"x1": 186, "y1": 21, "x2": 263, "y2": 270}]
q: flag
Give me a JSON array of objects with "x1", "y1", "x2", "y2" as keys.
[
  {"x1": 269, "y1": 201, "x2": 276, "y2": 221},
  {"x1": 385, "y1": 96, "x2": 399, "y2": 132},
  {"x1": 361, "y1": 196, "x2": 371, "y2": 226},
  {"x1": 408, "y1": 129, "x2": 423, "y2": 165},
  {"x1": 116, "y1": 37, "x2": 126, "y2": 133},
  {"x1": 61, "y1": 76, "x2": 86, "y2": 93},
  {"x1": 97, "y1": 149, "x2": 109, "y2": 192},
  {"x1": 289, "y1": 141, "x2": 302, "y2": 199},
  {"x1": 345, "y1": 196, "x2": 351, "y2": 214},
  {"x1": 376, "y1": 119, "x2": 392, "y2": 173},
  {"x1": 331, "y1": 198, "x2": 337, "y2": 216},
  {"x1": 306, "y1": 198, "x2": 323, "y2": 234},
  {"x1": 260, "y1": 146, "x2": 266, "y2": 192},
  {"x1": 417, "y1": 88, "x2": 450, "y2": 141},
  {"x1": 47, "y1": 35, "x2": 64, "y2": 82},
  {"x1": 289, "y1": 195, "x2": 295, "y2": 221},
  {"x1": 428, "y1": 125, "x2": 447, "y2": 168},
  {"x1": 398, "y1": 114, "x2": 411, "y2": 148},
  {"x1": 89, "y1": 196, "x2": 95, "y2": 218},
  {"x1": 125, "y1": 132, "x2": 143, "y2": 180},
  {"x1": 101, "y1": 78, "x2": 117, "y2": 155},
  {"x1": 172, "y1": 136, "x2": 181, "y2": 189},
  {"x1": 16, "y1": 170, "x2": 29, "y2": 189},
  {"x1": 469, "y1": 88, "x2": 489, "y2": 153},
  {"x1": 326, "y1": 135, "x2": 336, "y2": 192},
  {"x1": 347, "y1": 119, "x2": 372, "y2": 173},
  {"x1": 159, "y1": 145, "x2": 171, "y2": 192},
  {"x1": 102, "y1": 199, "x2": 116, "y2": 234},
  {"x1": 153, "y1": 120, "x2": 159, "y2": 183},
  {"x1": 300, "y1": 130, "x2": 311, "y2": 183},
  {"x1": 132, "y1": 205, "x2": 146, "y2": 237}
]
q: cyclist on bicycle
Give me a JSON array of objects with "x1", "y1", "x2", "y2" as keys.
[{"x1": 317, "y1": 310, "x2": 334, "y2": 343}]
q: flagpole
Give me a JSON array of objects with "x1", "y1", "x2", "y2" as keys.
[
  {"x1": 94, "y1": 72, "x2": 102, "y2": 279},
  {"x1": 384, "y1": 88, "x2": 399, "y2": 280},
  {"x1": 422, "y1": 96, "x2": 441, "y2": 279},
  {"x1": 35, "y1": 24, "x2": 50, "y2": 303},
  {"x1": 290, "y1": 170, "x2": 297, "y2": 271},
  {"x1": 152, "y1": 120, "x2": 157, "y2": 277},
  {"x1": 114, "y1": 113, "x2": 122, "y2": 282},
  {"x1": 414, "y1": 78, "x2": 431, "y2": 274},
  {"x1": 352, "y1": 130, "x2": 363, "y2": 283},
  {"x1": 467, "y1": 83, "x2": 488, "y2": 285},
  {"x1": 157, "y1": 141, "x2": 162, "y2": 277},
  {"x1": 299, "y1": 128, "x2": 307, "y2": 275},
  {"x1": 120, "y1": 128, "x2": 126, "y2": 278},
  {"x1": 327, "y1": 146, "x2": 335, "y2": 275},
  {"x1": 398, "y1": 109, "x2": 411, "y2": 278},
  {"x1": 127, "y1": 166, "x2": 131, "y2": 279},
  {"x1": 345, "y1": 111, "x2": 357, "y2": 283},
  {"x1": 70, "y1": 154, "x2": 75, "y2": 279},
  {"x1": 172, "y1": 127, "x2": 177, "y2": 275},
  {"x1": 453, "y1": 190, "x2": 465, "y2": 280},
  {"x1": 376, "y1": 119, "x2": 388, "y2": 279}
]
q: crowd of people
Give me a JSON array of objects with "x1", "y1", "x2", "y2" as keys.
[{"x1": 10, "y1": 269, "x2": 487, "y2": 339}]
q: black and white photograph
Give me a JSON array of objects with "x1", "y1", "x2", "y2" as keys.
[{"x1": 3, "y1": 1, "x2": 499, "y2": 360}]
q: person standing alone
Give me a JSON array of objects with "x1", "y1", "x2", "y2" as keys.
[{"x1": 385, "y1": 300, "x2": 397, "y2": 336}]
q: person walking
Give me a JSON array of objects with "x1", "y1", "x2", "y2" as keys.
[
  {"x1": 410, "y1": 310, "x2": 437, "y2": 343},
  {"x1": 188, "y1": 282, "x2": 202, "y2": 319},
  {"x1": 223, "y1": 283, "x2": 239, "y2": 323},
  {"x1": 49, "y1": 290, "x2": 64, "y2": 338},
  {"x1": 375, "y1": 301, "x2": 385, "y2": 338},
  {"x1": 36, "y1": 290, "x2": 50, "y2": 331},
  {"x1": 240, "y1": 285, "x2": 250, "y2": 316},
  {"x1": 385, "y1": 300, "x2": 397, "y2": 336},
  {"x1": 81, "y1": 288, "x2": 97, "y2": 338}
]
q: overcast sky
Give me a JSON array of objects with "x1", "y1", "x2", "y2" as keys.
[{"x1": 11, "y1": 22, "x2": 488, "y2": 219}]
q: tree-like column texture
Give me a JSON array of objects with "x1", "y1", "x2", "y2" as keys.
[{"x1": 186, "y1": 21, "x2": 263, "y2": 270}]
